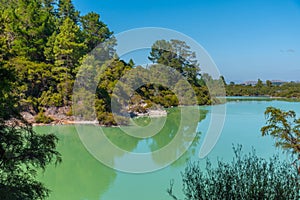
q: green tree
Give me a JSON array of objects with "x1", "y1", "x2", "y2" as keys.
[
  {"x1": 261, "y1": 107, "x2": 300, "y2": 174},
  {"x1": 53, "y1": 17, "x2": 86, "y2": 75},
  {"x1": 44, "y1": 31, "x2": 57, "y2": 64},
  {"x1": 56, "y1": 0, "x2": 79, "y2": 23},
  {"x1": 0, "y1": 62, "x2": 61, "y2": 200},
  {"x1": 266, "y1": 80, "x2": 272, "y2": 87},
  {"x1": 41, "y1": 0, "x2": 56, "y2": 14},
  {"x1": 146, "y1": 40, "x2": 218, "y2": 106},
  {"x1": 256, "y1": 79, "x2": 263, "y2": 87},
  {"x1": 1, "y1": 0, "x2": 56, "y2": 61},
  {"x1": 6, "y1": 57, "x2": 56, "y2": 112},
  {"x1": 80, "y1": 12, "x2": 113, "y2": 52},
  {"x1": 148, "y1": 39, "x2": 200, "y2": 85},
  {"x1": 52, "y1": 17, "x2": 86, "y2": 104},
  {"x1": 220, "y1": 75, "x2": 226, "y2": 86},
  {"x1": 95, "y1": 59, "x2": 132, "y2": 126}
]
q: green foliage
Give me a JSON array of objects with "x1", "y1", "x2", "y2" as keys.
[
  {"x1": 0, "y1": 0, "x2": 223, "y2": 126},
  {"x1": 39, "y1": 90, "x2": 63, "y2": 107},
  {"x1": 0, "y1": 61, "x2": 18, "y2": 121},
  {"x1": 0, "y1": 0, "x2": 113, "y2": 116},
  {"x1": 44, "y1": 31, "x2": 57, "y2": 63},
  {"x1": 168, "y1": 146, "x2": 300, "y2": 200},
  {"x1": 194, "y1": 86, "x2": 211, "y2": 105},
  {"x1": 0, "y1": 124, "x2": 61, "y2": 200},
  {"x1": 94, "y1": 59, "x2": 133, "y2": 125},
  {"x1": 80, "y1": 12, "x2": 113, "y2": 52},
  {"x1": 1, "y1": 0, "x2": 55, "y2": 61},
  {"x1": 226, "y1": 81, "x2": 300, "y2": 99},
  {"x1": 53, "y1": 17, "x2": 86, "y2": 75},
  {"x1": 0, "y1": 60, "x2": 61, "y2": 200},
  {"x1": 6, "y1": 57, "x2": 56, "y2": 110},
  {"x1": 256, "y1": 78, "x2": 263, "y2": 88},
  {"x1": 149, "y1": 39, "x2": 200, "y2": 85},
  {"x1": 261, "y1": 107, "x2": 300, "y2": 174},
  {"x1": 35, "y1": 111, "x2": 54, "y2": 123},
  {"x1": 96, "y1": 112, "x2": 129, "y2": 126},
  {"x1": 148, "y1": 40, "x2": 226, "y2": 106},
  {"x1": 266, "y1": 80, "x2": 272, "y2": 87},
  {"x1": 57, "y1": 0, "x2": 79, "y2": 23}
]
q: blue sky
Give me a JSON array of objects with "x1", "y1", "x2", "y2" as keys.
[{"x1": 73, "y1": 0, "x2": 300, "y2": 82}]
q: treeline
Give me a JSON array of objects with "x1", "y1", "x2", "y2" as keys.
[
  {"x1": 226, "y1": 79, "x2": 300, "y2": 99},
  {"x1": 0, "y1": 0, "x2": 224, "y2": 125}
]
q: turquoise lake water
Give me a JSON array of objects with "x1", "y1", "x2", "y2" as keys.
[{"x1": 36, "y1": 100, "x2": 300, "y2": 200}]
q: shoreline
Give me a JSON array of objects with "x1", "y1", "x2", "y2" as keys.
[
  {"x1": 32, "y1": 120, "x2": 99, "y2": 126},
  {"x1": 26, "y1": 107, "x2": 168, "y2": 127},
  {"x1": 225, "y1": 95, "x2": 300, "y2": 101},
  {"x1": 26, "y1": 97, "x2": 300, "y2": 127}
]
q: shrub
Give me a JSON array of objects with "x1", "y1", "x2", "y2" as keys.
[
  {"x1": 97, "y1": 112, "x2": 129, "y2": 126},
  {"x1": 35, "y1": 111, "x2": 53, "y2": 124},
  {"x1": 168, "y1": 145, "x2": 300, "y2": 200}
]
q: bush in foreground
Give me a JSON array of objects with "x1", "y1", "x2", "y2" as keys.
[{"x1": 168, "y1": 145, "x2": 300, "y2": 200}]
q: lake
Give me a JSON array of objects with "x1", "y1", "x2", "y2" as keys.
[{"x1": 36, "y1": 100, "x2": 300, "y2": 200}]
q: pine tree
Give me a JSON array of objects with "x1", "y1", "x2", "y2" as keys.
[
  {"x1": 149, "y1": 39, "x2": 200, "y2": 85},
  {"x1": 80, "y1": 12, "x2": 113, "y2": 52},
  {"x1": 56, "y1": 0, "x2": 79, "y2": 24},
  {"x1": 53, "y1": 17, "x2": 86, "y2": 75},
  {"x1": 1, "y1": 0, "x2": 56, "y2": 61},
  {"x1": 52, "y1": 17, "x2": 86, "y2": 104}
]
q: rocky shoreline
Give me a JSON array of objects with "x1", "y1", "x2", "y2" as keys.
[
  {"x1": 129, "y1": 109, "x2": 167, "y2": 118},
  {"x1": 21, "y1": 106, "x2": 167, "y2": 126},
  {"x1": 21, "y1": 106, "x2": 75, "y2": 126}
]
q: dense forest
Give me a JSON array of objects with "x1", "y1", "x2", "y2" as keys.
[
  {"x1": 0, "y1": 0, "x2": 224, "y2": 126},
  {"x1": 1, "y1": 0, "x2": 298, "y2": 126}
]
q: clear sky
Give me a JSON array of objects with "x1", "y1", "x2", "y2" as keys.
[{"x1": 73, "y1": 0, "x2": 300, "y2": 82}]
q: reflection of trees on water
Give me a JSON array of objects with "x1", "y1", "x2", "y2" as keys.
[
  {"x1": 101, "y1": 107, "x2": 208, "y2": 169},
  {"x1": 102, "y1": 127, "x2": 140, "y2": 152},
  {"x1": 169, "y1": 131, "x2": 201, "y2": 168},
  {"x1": 37, "y1": 126, "x2": 117, "y2": 200},
  {"x1": 38, "y1": 107, "x2": 208, "y2": 199},
  {"x1": 148, "y1": 108, "x2": 208, "y2": 167}
]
